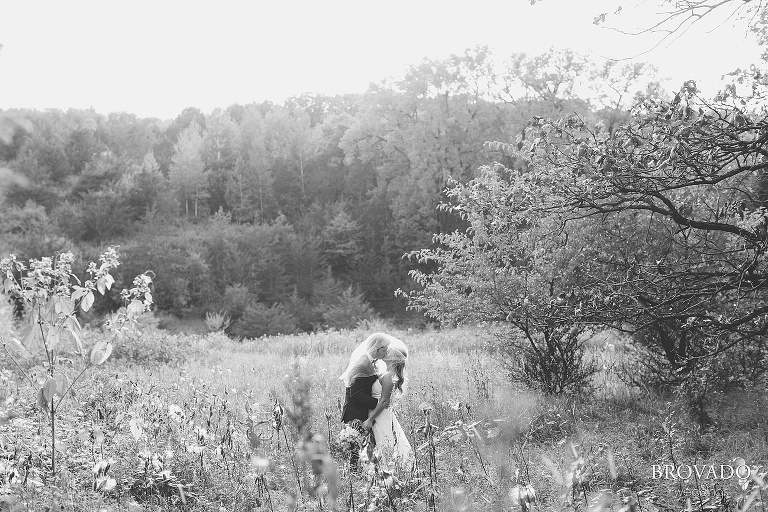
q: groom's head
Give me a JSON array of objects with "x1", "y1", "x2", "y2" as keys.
[{"x1": 366, "y1": 333, "x2": 391, "y2": 361}]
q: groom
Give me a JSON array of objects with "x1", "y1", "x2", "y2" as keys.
[{"x1": 341, "y1": 336, "x2": 389, "y2": 464}]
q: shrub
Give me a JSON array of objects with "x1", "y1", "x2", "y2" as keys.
[
  {"x1": 322, "y1": 286, "x2": 374, "y2": 330},
  {"x1": 285, "y1": 291, "x2": 324, "y2": 332},
  {"x1": 222, "y1": 283, "x2": 256, "y2": 322},
  {"x1": 498, "y1": 326, "x2": 598, "y2": 395},
  {"x1": 620, "y1": 332, "x2": 768, "y2": 425},
  {"x1": 232, "y1": 302, "x2": 298, "y2": 339},
  {"x1": 204, "y1": 310, "x2": 231, "y2": 333},
  {"x1": 111, "y1": 330, "x2": 197, "y2": 366}
]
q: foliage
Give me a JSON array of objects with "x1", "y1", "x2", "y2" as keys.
[
  {"x1": 109, "y1": 322, "x2": 202, "y2": 366},
  {"x1": 0, "y1": 326, "x2": 766, "y2": 509},
  {"x1": 0, "y1": 247, "x2": 153, "y2": 476},
  {"x1": 508, "y1": 83, "x2": 768, "y2": 375},
  {"x1": 169, "y1": 121, "x2": 208, "y2": 217},
  {"x1": 0, "y1": 47, "x2": 665, "y2": 322},
  {"x1": 204, "y1": 310, "x2": 231, "y2": 333},
  {"x1": 232, "y1": 302, "x2": 298, "y2": 339},
  {"x1": 322, "y1": 285, "x2": 375, "y2": 331},
  {"x1": 622, "y1": 327, "x2": 768, "y2": 392},
  {"x1": 221, "y1": 283, "x2": 256, "y2": 322},
  {"x1": 0, "y1": 202, "x2": 72, "y2": 260},
  {"x1": 120, "y1": 235, "x2": 212, "y2": 316},
  {"x1": 499, "y1": 328, "x2": 597, "y2": 396},
  {"x1": 401, "y1": 165, "x2": 600, "y2": 394}
]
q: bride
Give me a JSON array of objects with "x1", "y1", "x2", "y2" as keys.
[{"x1": 362, "y1": 334, "x2": 413, "y2": 465}]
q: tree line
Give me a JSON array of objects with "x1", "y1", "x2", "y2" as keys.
[{"x1": 0, "y1": 46, "x2": 665, "y2": 335}]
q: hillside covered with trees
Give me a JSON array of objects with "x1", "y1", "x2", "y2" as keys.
[{"x1": 0, "y1": 46, "x2": 665, "y2": 336}]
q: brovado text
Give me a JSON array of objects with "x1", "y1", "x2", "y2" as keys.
[{"x1": 651, "y1": 464, "x2": 764, "y2": 480}]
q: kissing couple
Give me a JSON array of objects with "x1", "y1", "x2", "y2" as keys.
[{"x1": 339, "y1": 333, "x2": 413, "y2": 465}]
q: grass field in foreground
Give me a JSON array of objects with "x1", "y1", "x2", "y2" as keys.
[{"x1": 1, "y1": 324, "x2": 767, "y2": 511}]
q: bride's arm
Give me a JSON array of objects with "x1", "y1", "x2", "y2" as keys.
[{"x1": 362, "y1": 374, "x2": 393, "y2": 431}]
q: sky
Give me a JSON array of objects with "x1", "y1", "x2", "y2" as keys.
[{"x1": 0, "y1": 0, "x2": 763, "y2": 120}]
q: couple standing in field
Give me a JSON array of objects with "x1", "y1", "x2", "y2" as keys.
[{"x1": 339, "y1": 332, "x2": 413, "y2": 466}]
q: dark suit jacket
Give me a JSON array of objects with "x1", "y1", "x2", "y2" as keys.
[{"x1": 341, "y1": 374, "x2": 379, "y2": 423}]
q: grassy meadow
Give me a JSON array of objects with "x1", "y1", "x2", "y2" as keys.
[{"x1": 1, "y1": 313, "x2": 767, "y2": 511}]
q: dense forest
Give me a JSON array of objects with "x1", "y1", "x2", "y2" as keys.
[{"x1": 0, "y1": 46, "x2": 665, "y2": 336}]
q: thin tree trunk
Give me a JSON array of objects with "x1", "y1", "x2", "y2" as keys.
[
  {"x1": 299, "y1": 148, "x2": 306, "y2": 202},
  {"x1": 259, "y1": 186, "x2": 264, "y2": 224},
  {"x1": 50, "y1": 400, "x2": 56, "y2": 476}
]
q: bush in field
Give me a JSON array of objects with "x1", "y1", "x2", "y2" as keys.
[
  {"x1": 204, "y1": 310, "x2": 231, "y2": 333},
  {"x1": 221, "y1": 283, "x2": 256, "y2": 323},
  {"x1": 622, "y1": 326, "x2": 768, "y2": 391},
  {"x1": 499, "y1": 326, "x2": 597, "y2": 395},
  {"x1": 232, "y1": 302, "x2": 298, "y2": 339},
  {"x1": 621, "y1": 330, "x2": 768, "y2": 425},
  {"x1": 401, "y1": 168, "x2": 600, "y2": 395},
  {"x1": 110, "y1": 330, "x2": 197, "y2": 365},
  {"x1": 322, "y1": 285, "x2": 375, "y2": 330}
]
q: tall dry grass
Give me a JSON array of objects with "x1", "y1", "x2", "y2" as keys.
[{"x1": 2, "y1": 320, "x2": 766, "y2": 511}]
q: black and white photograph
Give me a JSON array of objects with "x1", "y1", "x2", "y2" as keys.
[{"x1": 1, "y1": 1, "x2": 766, "y2": 510}]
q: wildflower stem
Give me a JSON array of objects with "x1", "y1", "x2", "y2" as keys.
[
  {"x1": 262, "y1": 475, "x2": 274, "y2": 512},
  {"x1": 54, "y1": 363, "x2": 92, "y2": 413},
  {"x1": 2, "y1": 343, "x2": 36, "y2": 388},
  {"x1": 50, "y1": 397, "x2": 56, "y2": 476},
  {"x1": 379, "y1": 468, "x2": 398, "y2": 512},
  {"x1": 472, "y1": 436, "x2": 493, "y2": 486},
  {"x1": 348, "y1": 475, "x2": 354, "y2": 512},
  {"x1": 283, "y1": 429, "x2": 302, "y2": 494}
]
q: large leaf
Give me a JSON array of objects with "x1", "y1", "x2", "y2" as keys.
[
  {"x1": 66, "y1": 316, "x2": 83, "y2": 355},
  {"x1": 126, "y1": 300, "x2": 144, "y2": 318},
  {"x1": 80, "y1": 291, "x2": 95, "y2": 313},
  {"x1": 46, "y1": 327, "x2": 61, "y2": 351},
  {"x1": 71, "y1": 286, "x2": 88, "y2": 302},
  {"x1": 90, "y1": 341, "x2": 113, "y2": 366},
  {"x1": 54, "y1": 296, "x2": 74, "y2": 316},
  {"x1": 3, "y1": 278, "x2": 15, "y2": 294},
  {"x1": 20, "y1": 325, "x2": 44, "y2": 354},
  {"x1": 42, "y1": 377, "x2": 57, "y2": 403},
  {"x1": 55, "y1": 372, "x2": 70, "y2": 398},
  {"x1": 5, "y1": 337, "x2": 32, "y2": 360},
  {"x1": 96, "y1": 275, "x2": 115, "y2": 295},
  {"x1": 37, "y1": 388, "x2": 49, "y2": 417}
]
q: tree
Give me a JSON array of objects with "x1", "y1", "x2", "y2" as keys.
[
  {"x1": 508, "y1": 82, "x2": 768, "y2": 383},
  {"x1": 529, "y1": 0, "x2": 762, "y2": 46},
  {"x1": 98, "y1": 112, "x2": 161, "y2": 162},
  {"x1": 264, "y1": 107, "x2": 315, "y2": 217},
  {"x1": 589, "y1": 61, "x2": 666, "y2": 134},
  {"x1": 401, "y1": 166, "x2": 599, "y2": 394},
  {"x1": 321, "y1": 207, "x2": 363, "y2": 273},
  {"x1": 63, "y1": 109, "x2": 103, "y2": 175},
  {"x1": 152, "y1": 106, "x2": 206, "y2": 174},
  {"x1": 202, "y1": 110, "x2": 240, "y2": 213},
  {"x1": 228, "y1": 110, "x2": 277, "y2": 223},
  {"x1": 501, "y1": 48, "x2": 591, "y2": 111},
  {"x1": 129, "y1": 151, "x2": 177, "y2": 219},
  {"x1": 169, "y1": 121, "x2": 209, "y2": 217},
  {"x1": 340, "y1": 47, "x2": 506, "y2": 249}
]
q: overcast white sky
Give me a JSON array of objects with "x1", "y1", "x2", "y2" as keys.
[{"x1": 0, "y1": 0, "x2": 762, "y2": 120}]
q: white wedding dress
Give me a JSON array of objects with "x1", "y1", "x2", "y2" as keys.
[{"x1": 370, "y1": 378, "x2": 413, "y2": 465}]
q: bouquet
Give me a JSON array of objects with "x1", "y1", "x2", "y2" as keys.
[{"x1": 337, "y1": 422, "x2": 363, "y2": 455}]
